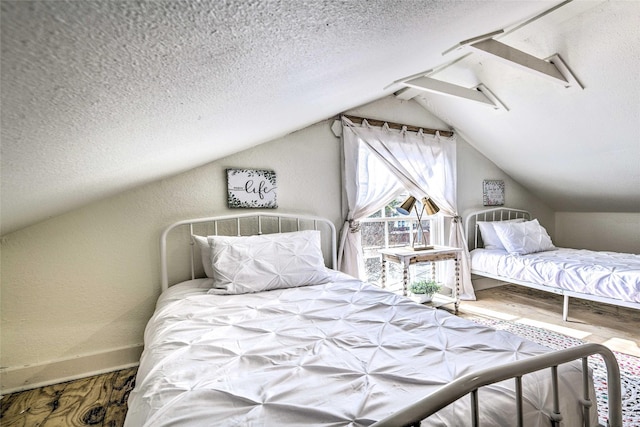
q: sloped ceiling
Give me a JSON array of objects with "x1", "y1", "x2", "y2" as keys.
[
  {"x1": 410, "y1": 0, "x2": 640, "y2": 213},
  {"x1": 1, "y1": 0, "x2": 638, "y2": 235}
]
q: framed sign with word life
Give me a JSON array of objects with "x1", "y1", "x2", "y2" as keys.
[{"x1": 226, "y1": 169, "x2": 277, "y2": 208}]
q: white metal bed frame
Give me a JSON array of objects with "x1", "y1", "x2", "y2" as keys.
[
  {"x1": 154, "y1": 212, "x2": 622, "y2": 426},
  {"x1": 465, "y1": 207, "x2": 640, "y2": 321},
  {"x1": 160, "y1": 212, "x2": 337, "y2": 291},
  {"x1": 372, "y1": 342, "x2": 621, "y2": 427}
]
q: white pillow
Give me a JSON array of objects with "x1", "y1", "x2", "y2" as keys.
[
  {"x1": 493, "y1": 219, "x2": 555, "y2": 255},
  {"x1": 207, "y1": 230, "x2": 331, "y2": 295},
  {"x1": 477, "y1": 218, "x2": 526, "y2": 250},
  {"x1": 192, "y1": 235, "x2": 214, "y2": 278}
]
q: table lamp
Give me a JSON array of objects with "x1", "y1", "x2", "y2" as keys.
[{"x1": 397, "y1": 196, "x2": 439, "y2": 250}]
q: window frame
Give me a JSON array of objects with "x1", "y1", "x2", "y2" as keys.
[{"x1": 359, "y1": 198, "x2": 445, "y2": 288}]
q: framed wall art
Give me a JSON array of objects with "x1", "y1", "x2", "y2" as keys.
[
  {"x1": 483, "y1": 179, "x2": 505, "y2": 206},
  {"x1": 226, "y1": 169, "x2": 277, "y2": 208}
]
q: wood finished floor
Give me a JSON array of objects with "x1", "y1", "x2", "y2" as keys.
[
  {"x1": 1, "y1": 367, "x2": 136, "y2": 427},
  {"x1": 457, "y1": 284, "x2": 640, "y2": 357},
  {"x1": 1, "y1": 285, "x2": 638, "y2": 426}
]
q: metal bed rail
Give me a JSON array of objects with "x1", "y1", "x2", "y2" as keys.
[{"x1": 372, "y1": 342, "x2": 622, "y2": 427}]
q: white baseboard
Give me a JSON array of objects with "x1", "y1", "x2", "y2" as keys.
[{"x1": 0, "y1": 344, "x2": 143, "y2": 395}]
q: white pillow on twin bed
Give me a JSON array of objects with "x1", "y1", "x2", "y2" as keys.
[
  {"x1": 207, "y1": 230, "x2": 331, "y2": 295},
  {"x1": 492, "y1": 219, "x2": 555, "y2": 255},
  {"x1": 192, "y1": 235, "x2": 215, "y2": 278},
  {"x1": 477, "y1": 218, "x2": 526, "y2": 250}
]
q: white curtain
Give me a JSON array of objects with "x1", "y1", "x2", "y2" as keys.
[
  {"x1": 337, "y1": 124, "x2": 404, "y2": 278},
  {"x1": 339, "y1": 117, "x2": 476, "y2": 300}
]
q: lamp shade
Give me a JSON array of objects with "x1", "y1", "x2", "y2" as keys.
[
  {"x1": 422, "y1": 197, "x2": 440, "y2": 216},
  {"x1": 396, "y1": 196, "x2": 417, "y2": 215}
]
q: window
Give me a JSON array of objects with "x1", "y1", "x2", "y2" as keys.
[{"x1": 360, "y1": 195, "x2": 444, "y2": 293}]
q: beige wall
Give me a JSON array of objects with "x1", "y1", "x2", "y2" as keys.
[
  {"x1": 4, "y1": 95, "x2": 631, "y2": 394},
  {"x1": 456, "y1": 138, "x2": 555, "y2": 235},
  {"x1": 555, "y1": 212, "x2": 640, "y2": 253},
  {"x1": 343, "y1": 97, "x2": 555, "y2": 233},
  {"x1": 0, "y1": 119, "x2": 341, "y2": 393}
]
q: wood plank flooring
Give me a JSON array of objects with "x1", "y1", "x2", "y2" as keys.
[
  {"x1": 457, "y1": 284, "x2": 640, "y2": 357},
  {"x1": 1, "y1": 367, "x2": 136, "y2": 427},
  {"x1": 1, "y1": 285, "x2": 637, "y2": 426}
]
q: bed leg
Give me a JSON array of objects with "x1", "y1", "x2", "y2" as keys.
[{"x1": 562, "y1": 295, "x2": 569, "y2": 322}]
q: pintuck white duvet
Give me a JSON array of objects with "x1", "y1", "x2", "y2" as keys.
[
  {"x1": 471, "y1": 247, "x2": 640, "y2": 304},
  {"x1": 126, "y1": 270, "x2": 596, "y2": 426}
]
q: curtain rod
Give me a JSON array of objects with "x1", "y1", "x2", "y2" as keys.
[{"x1": 341, "y1": 114, "x2": 454, "y2": 138}]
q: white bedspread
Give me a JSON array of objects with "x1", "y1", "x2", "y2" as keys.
[
  {"x1": 471, "y1": 247, "x2": 640, "y2": 303},
  {"x1": 126, "y1": 271, "x2": 596, "y2": 426}
]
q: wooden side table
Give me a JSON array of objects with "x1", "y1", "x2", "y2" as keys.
[{"x1": 379, "y1": 245, "x2": 462, "y2": 312}]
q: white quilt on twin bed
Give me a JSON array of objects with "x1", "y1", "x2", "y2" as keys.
[
  {"x1": 471, "y1": 247, "x2": 640, "y2": 303},
  {"x1": 126, "y1": 270, "x2": 596, "y2": 426}
]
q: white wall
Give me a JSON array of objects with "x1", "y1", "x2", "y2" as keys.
[
  {"x1": 345, "y1": 97, "x2": 555, "y2": 232},
  {"x1": 455, "y1": 132, "x2": 556, "y2": 291},
  {"x1": 0, "y1": 119, "x2": 341, "y2": 393},
  {"x1": 555, "y1": 212, "x2": 640, "y2": 253},
  {"x1": 345, "y1": 96, "x2": 450, "y2": 131},
  {"x1": 457, "y1": 139, "x2": 554, "y2": 233},
  {"x1": 0, "y1": 95, "x2": 560, "y2": 393}
]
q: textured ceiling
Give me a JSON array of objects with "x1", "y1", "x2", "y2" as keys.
[
  {"x1": 413, "y1": 0, "x2": 640, "y2": 212},
  {"x1": 1, "y1": 0, "x2": 638, "y2": 235}
]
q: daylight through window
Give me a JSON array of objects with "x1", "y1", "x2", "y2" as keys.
[{"x1": 360, "y1": 195, "x2": 444, "y2": 293}]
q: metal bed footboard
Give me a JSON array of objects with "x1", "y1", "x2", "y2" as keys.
[{"x1": 372, "y1": 342, "x2": 622, "y2": 427}]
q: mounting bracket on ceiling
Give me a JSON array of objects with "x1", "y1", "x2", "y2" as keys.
[
  {"x1": 459, "y1": 33, "x2": 583, "y2": 89},
  {"x1": 399, "y1": 76, "x2": 507, "y2": 111},
  {"x1": 475, "y1": 84, "x2": 509, "y2": 111},
  {"x1": 544, "y1": 53, "x2": 584, "y2": 89}
]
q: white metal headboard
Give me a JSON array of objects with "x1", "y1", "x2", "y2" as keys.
[
  {"x1": 160, "y1": 212, "x2": 337, "y2": 291},
  {"x1": 465, "y1": 207, "x2": 531, "y2": 252}
]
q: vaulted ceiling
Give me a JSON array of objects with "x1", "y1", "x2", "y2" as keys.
[{"x1": 1, "y1": 0, "x2": 638, "y2": 235}]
